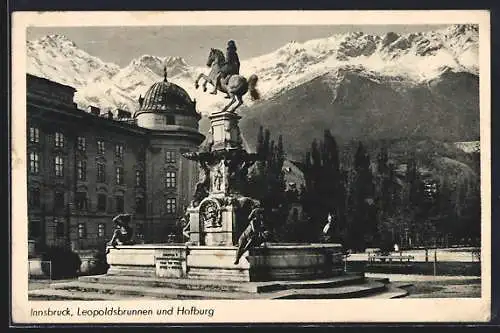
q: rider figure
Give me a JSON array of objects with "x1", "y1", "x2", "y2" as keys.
[{"x1": 212, "y1": 40, "x2": 240, "y2": 97}]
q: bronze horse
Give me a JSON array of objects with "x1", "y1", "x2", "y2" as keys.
[{"x1": 195, "y1": 48, "x2": 260, "y2": 113}]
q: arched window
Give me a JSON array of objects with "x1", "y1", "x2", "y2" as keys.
[
  {"x1": 77, "y1": 136, "x2": 86, "y2": 151},
  {"x1": 75, "y1": 192, "x2": 88, "y2": 210},
  {"x1": 77, "y1": 160, "x2": 87, "y2": 181},
  {"x1": 97, "y1": 140, "x2": 105, "y2": 155},
  {"x1": 115, "y1": 144, "x2": 124, "y2": 159},
  {"x1": 135, "y1": 170, "x2": 144, "y2": 187},
  {"x1": 115, "y1": 195, "x2": 124, "y2": 213},
  {"x1": 77, "y1": 223, "x2": 86, "y2": 239},
  {"x1": 116, "y1": 167, "x2": 124, "y2": 185},
  {"x1": 97, "y1": 193, "x2": 107, "y2": 212},
  {"x1": 29, "y1": 127, "x2": 40, "y2": 143},
  {"x1": 166, "y1": 198, "x2": 176, "y2": 214},
  {"x1": 165, "y1": 171, "x2": 176, "y2": 188},
  {"x1": 29, "y1": 188, "x2": 41, "y2": 208},
  {"x1": 135, "y1": 197, "x2": 146, "y2": 214},
  {"x1": 54, "y1": 190, "x2": 65, "y2": 210},
  {"x1": 97, "y1": 162, "x2": 106, "y2": 182},
  {"x1": 54, "y1": 132, "x2": 64, "y2": 148}
]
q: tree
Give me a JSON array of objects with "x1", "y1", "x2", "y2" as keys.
[
  {"x1": 346, "y1": 142, "x2": 377, "y2": 250},
  {"x1": 301, "y1": 131, "x2": 346, "y2": 243},
  {"x1": 320, "y1": 130, "x2": 343, "y2": 238},
  {"x1": 248, "y1": 127, "x2": 287, "y2": 238}
]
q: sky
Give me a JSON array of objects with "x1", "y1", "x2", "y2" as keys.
[{"x1": 27, "y1": 25, "x2": 449, "y2": 67}]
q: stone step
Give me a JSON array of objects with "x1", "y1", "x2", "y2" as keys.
[
  {"x1": 28, "y1": 288, "x2": 144, "y2": 301},
  {"x1": 267, "y1": 281, "x2": 387, "y2": 299},
  {"x1": 35, "y1": 278, "x2": 389, "y2": 300},
  {"x1": 363, "y1": 284, "x2": 410, "y2": 299},
  {"x1": 78, "y1": 272, "x2": 365, "y2": 293},
  {"x1": 47, "y1": 281, "x2": 255, "y2": 299}
]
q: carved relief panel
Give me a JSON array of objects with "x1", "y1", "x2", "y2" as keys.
[{"x1": 198, "y1": 198, "x2": 222, "y2": 230}]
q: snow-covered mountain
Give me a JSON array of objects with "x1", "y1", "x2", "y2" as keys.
[
  {"x1": 26, "y1": 24, "x2": 478, "y2": 116},
  {"x1": 27, "y1": 34, "x2": 121, "y2": 88}
]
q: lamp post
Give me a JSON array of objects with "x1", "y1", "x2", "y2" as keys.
[{"x1": 423, "y1": 179, "x2": 439, "y2": 276}]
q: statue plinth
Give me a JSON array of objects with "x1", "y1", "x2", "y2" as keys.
[{"x1": 209, "y1": 110, "x2": 243, "y2": 151}]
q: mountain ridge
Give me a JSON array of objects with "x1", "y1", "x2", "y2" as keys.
[{"x1": 27, "y1": 24, "x2": 478, "y2": 116}]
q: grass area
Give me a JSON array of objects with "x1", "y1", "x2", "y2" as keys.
[
  {"x1": 347, "y1": 261, "x2": 480, "y2": 276},
  {"x1": 403, "y1": 279, "x2": 481, "y2": 298},
  {"x1": 28, "y1": 278, "x2": 77, "y2": 290}
]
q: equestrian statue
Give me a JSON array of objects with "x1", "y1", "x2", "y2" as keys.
[{"x1": 195, "y1": 40, "x2": 260, "y2": 113}]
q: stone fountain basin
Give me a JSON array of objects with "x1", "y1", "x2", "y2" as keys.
[{"x1": 106, "y1": 243, "x2": 344, "y2": 282}]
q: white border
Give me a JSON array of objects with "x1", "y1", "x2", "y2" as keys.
[{"x1": 11, "y1": 10, "x2": 491, "y2": 324}]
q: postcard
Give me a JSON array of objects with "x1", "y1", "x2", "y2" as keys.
[{"x1": 11, "y1": 10, "x2": 491, "y2": 324}]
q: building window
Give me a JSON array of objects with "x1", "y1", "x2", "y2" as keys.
[
  {"x1": 54, "y1": 191, "x2": 65, "y2": 210},
  {"x1": 115, "y1": 195, "x2": 124, "y2": 213},
  {"x1": 77, "y1": 136, "x2": 86, "y2": 151},
  {"x1": 165, "y1": 171, "x2": 176, "y2": 188},
  {"x1": 54, "y1": 155, "x2": 64, "y2": 177},
  {"x1": 136, "y1": 224, "x2": 144, "y2": 238},
  {"x1": 29, "y1": 127, "x2": 40, "y2": 143},
  {"x1": 77, "y1": 160, "x2": 87, "y2": 181},
  {"x1": 29, "y1": 151, "x2": 39, "y2": 175},
  {"x1": 135, "y1": 170, "x2": 144, "y2": 187},
  {"x1": 165, "y1": 151, "x2": 176, "y2": 163},
  {"x1": 54, "y1": 132, "x2": 64, "y2": 148},
  {"x1": 166, "y1": 198, "x2": 176, "y2": 214},
  {"x1": 115, "y1": 144, "x2": 124, "y2": 159},
  {"x1": 116, "y1": 167, "x2": 124, "y2": 185},
  {"x1": 97, "y1": 140, "x2": 105, "y2": 155},
  {"x1": 97, "y1": 194, "x2": 107, "y2": 212},
  {"x1": 97, "y1": 223, "x2": 106, "y2": 238},
  {"x1": 29, "y1": 220, "x2": 41, "y2": 238},
  {"x1": 29, "y1": 188, "x2": 41, "y2": 208},
  {"x1": 77, "y1": 223, "x2": 86, "y2": 239},
  {"x1": 166, "y1": 115, "x2": 175, "y2": 125},
  {"x1": 55, "y1": 219, "x2": 65, "y2": 238},
  {"x1": 75, "y1": 192, "x2": 88, "y2": 210},
  {"x1": 97, "y1": 163, "x2": 106, "y2": 183},
  {"x1": 135, "y1": 197, "x2": 145, "y2": 214}
]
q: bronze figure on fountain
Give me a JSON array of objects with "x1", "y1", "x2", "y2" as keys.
[{"x1": 195, "y1": 40, "x2": 260, "y2": 113}]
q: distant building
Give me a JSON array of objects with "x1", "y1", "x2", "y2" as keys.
[
  {"x1": 282, "y1": 160, "x2": 305, "y2": 192},
  {"x1": 26, "y1": 73, "x2": 204, "y2": 252},
  {"x1": 454, "y1": 141, "x2": 480, "y2": 154}
]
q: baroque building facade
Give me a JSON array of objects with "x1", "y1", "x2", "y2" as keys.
[{"x1": 27, "y1": 73, "x2": 204, "y2": 252}]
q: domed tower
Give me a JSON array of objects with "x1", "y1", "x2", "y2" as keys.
[{"x1": 135, "y1": 67, "x2": 205, "y2": 242}]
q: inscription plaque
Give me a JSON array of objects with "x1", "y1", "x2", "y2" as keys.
[{"x1": 155, "y1": 248, "x2": 187, "y2": 278}]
